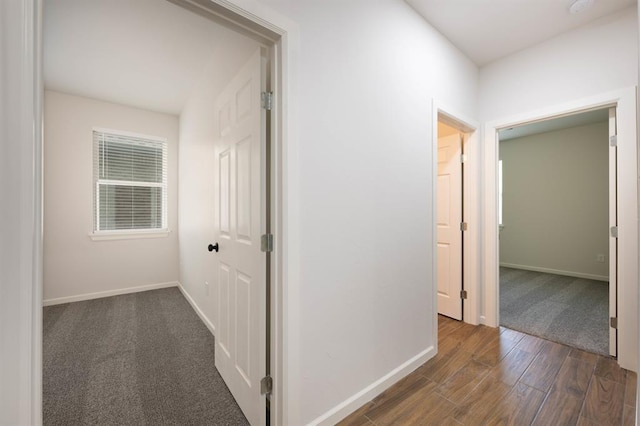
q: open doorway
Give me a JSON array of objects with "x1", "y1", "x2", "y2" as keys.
[
  {"x1": 436, "y1": 121, "x2": 464, "y2": 320},
  {"x1": 496, "y1": 108, "x2": 615, "y2": 356},
  {"x1": 42, "y1": 0, "x2": 289, "y2": 424},
  {"x1": 482, "y1": 88, "x2": 637, "y2": 371},
  {"x1": 434, "y1": 109, "x2": 478, "y2": 324}
]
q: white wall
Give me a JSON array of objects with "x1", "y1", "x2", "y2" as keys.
[
  {"x1": 181, "y1": 0, "x2": 478, "y2": 422},
  {"x1": 500, "y1": 122, "x2": 609, "y2": 280},
  {"x1": 43, "y1": 91, "x2": 180, "y2": 302},
  {"x1": 251, "y1": 0, "x2": 478, "y2": 423},
  {"x1": 479, "y1": 7, "x2": 638, "y2": 122}
]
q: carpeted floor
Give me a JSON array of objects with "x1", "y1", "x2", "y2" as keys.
[
  {"x1": 500, "y1": 267, "x2": 609, "y2": 356},
  {"x1": 43, "y1": 287, "x2": 249, "y2": 426}
]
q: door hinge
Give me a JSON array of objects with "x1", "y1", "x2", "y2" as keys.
[
  {"x1": 261, "y1": 234, "x2": 273, "y2": 252},
  {"x1": 460, "y1": 222, "x2": 468, "y2": 232},
  {"x1": 610, "y1": 226, "x2": 618, "y2": 238},
  {"x1": 460, "y1": 290, "x2": 468, "y2": 300},
  {"x1": 610, "y1": 317, "x2": 618, "y2": 329},
  {"x1": 460, "y1": 154, "x2": 467, "y2": 163},
  {"x1": 261, "y1": 91, "x2": 273, "y2": 111},
  {"x1": 610, "y1": 135, "x2": 618, "y2": 147},
  {"x1": 260, "y1": 375, "x2": 273, "y2": 395}
]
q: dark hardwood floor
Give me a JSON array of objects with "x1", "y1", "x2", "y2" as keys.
[{"x1": 339, "y1": 315, "x2": 636, "y2": 425}]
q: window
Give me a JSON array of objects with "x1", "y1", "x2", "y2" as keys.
[{"x1": 93, "y1": 129, "x2": 167, "y2": 235}]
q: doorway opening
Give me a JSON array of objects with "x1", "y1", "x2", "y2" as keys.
[
  {"x1": 433, "y1": 106, "x2": 479, "y2": 325},
  {"x1": 41, "y1": 0, "x2": 292, "y2": 424},
  {"x1": 436, "y1": 121, "x2": 464, "y2": 320},
  {"x1": 496, "y1": 108, "x2": 616, "y2": 356},
  {"x1": 482, "y1": 87, "x2": 637, "y2": 371}
]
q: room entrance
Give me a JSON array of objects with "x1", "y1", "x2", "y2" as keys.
[
  {"x1": 41, "y1": 0, "x2": 290, "y2": 424},
  {"x1": 434, "y1": 109, "x2": 478, "y2": 323},
  {"x1": 496, "y1": 107, "x2": 617, "y2": 356}
]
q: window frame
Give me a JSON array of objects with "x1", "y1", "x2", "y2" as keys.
[{"x1": 91, "y1": 127, "x2": 169, "y2": 240}]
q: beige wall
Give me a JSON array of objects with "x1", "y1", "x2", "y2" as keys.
[
  {"x1": 499, "y1": 121, "x2": 609, "y2": 280},
  {"x1": 177, "y1": 37, "x2": 260, "y2": 335},
  {"x1": 43, "y1": 90, "x2": 180, "y2": 302},
  {"x1": 177, "y1": 63, "x2": 219, "y2": 330}
]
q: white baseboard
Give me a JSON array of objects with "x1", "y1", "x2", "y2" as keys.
[
  {"x1": 178, "y1": 282, "x2": 216, "y2": 336},
  {"x1": 307, "y1": 345, "x2": 436, "y2": 426},
  {"x1": 43, "y1": 281, "x2": 179, "y2": 306},
  {"x1": 500, "y1": 263, "x2": 608, "y2": 282},
  {"x1": 479, "y1": 315, "x2": 487, "y2": 325}
]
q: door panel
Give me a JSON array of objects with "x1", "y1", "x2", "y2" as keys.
[
  {"x1": 236, "y1": 271, "x2": 252, "y2": 384},
  {"x1": 436, "y1": 244, "x2": 450, "y2": 295},
  {"x1": 236, "y1": 137, "x2": 252, "y2": 241},
  {"x1": 218, "y1": 264, "x2": 231, "y2": 357},
  {"x1": 437, "y1": 133, "x2": 463, "y2": 320},
  {"x1": 220, "y1": 151, "x2": 231, "y2": 235},
  {"x1": 213, "y1": 48, "x2": 266, "y2": 425},
  {"x1": 608, "y1": 107, "x2": 617, "y2": 357}
]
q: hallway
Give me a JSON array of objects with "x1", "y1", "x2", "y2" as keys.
[{"x1": 340, "y1": 316, "x2": 636, "y2": 425}]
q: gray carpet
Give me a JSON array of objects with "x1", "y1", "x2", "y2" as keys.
[
  {"x1": 500, "y1": 267, "x2": 609, "y2": 356},
  {"x1": 43, "y1": 287, "x2": 249, "y2": 426}
]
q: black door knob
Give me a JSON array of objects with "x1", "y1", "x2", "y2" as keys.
[{"x1": 208, "y1": 243, "x2": 219, "y2": 253}]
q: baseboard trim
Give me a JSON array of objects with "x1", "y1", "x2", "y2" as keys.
[
  {"x1": 178, "y1": 283, "x2": 216, "y2": 336},
  {"x1": 500, "y1": 263, "x2": 608, "y2": 282},
  {"x1": 42, "y1": 281, "x2": 179, "y2": 306},
  {"x1": 307, "y1": 345, "x2": 436, "y2": 426}
]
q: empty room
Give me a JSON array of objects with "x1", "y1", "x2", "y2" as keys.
[
  {"x1": 498, "y1": 110, "x2": 613, "y2": 357},
  {"x1": 41, "y1": 0, "x2": 270, "y2": 423}
]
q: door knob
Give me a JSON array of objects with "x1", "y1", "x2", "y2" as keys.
[{"x1": 208, "y1": 243, "x2": 219, "y2": 253}]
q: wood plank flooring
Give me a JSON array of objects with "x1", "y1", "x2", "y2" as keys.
[{"x1": 339, "y1": 315, "x2": 636, "y2": 426}]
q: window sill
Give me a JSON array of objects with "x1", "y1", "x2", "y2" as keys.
[{"x1": 90, "y1": 229, "x2": 171, "y2": 241}]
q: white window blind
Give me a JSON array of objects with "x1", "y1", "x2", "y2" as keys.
[{"x1": 93, "y1": 129, "x2": 167, "y2": 232}]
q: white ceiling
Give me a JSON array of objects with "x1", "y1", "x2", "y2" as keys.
[
  {"x1": 405, "y1": 0, "x2": 637, "y2": 66},
  {"x1": 499, "y1": 108, "x2": 609, "y2": 141},
  {"x1": 44, "y1": 0, "x2": 261, "y2": 115}
]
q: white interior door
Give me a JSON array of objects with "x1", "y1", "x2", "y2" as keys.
[
  {"x1": 608, "y1": 107, "x2": 617, "y2": 357},
  {"x1": 213, "y1": 48, "x2": 266, "y2": 425},
  {"x1": 437, "y1": 133, "x2": 463, "y2": 320}
]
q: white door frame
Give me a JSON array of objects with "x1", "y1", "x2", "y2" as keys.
[
  {"x1": 482, "y1": 87, "x2": 638, "y2": 372},
  {"x1": 2, "y1": 0, "x2": 43, "y2": 424},
  {"x1": 432, "y1": 100, "x2": 480, "y2": 329},
  {"x1": 20, "y1": 0, "x2": 301, "y2": 424},
  {"x1": 194, "y1": 6, "x2": 301, "y2": 422}
]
